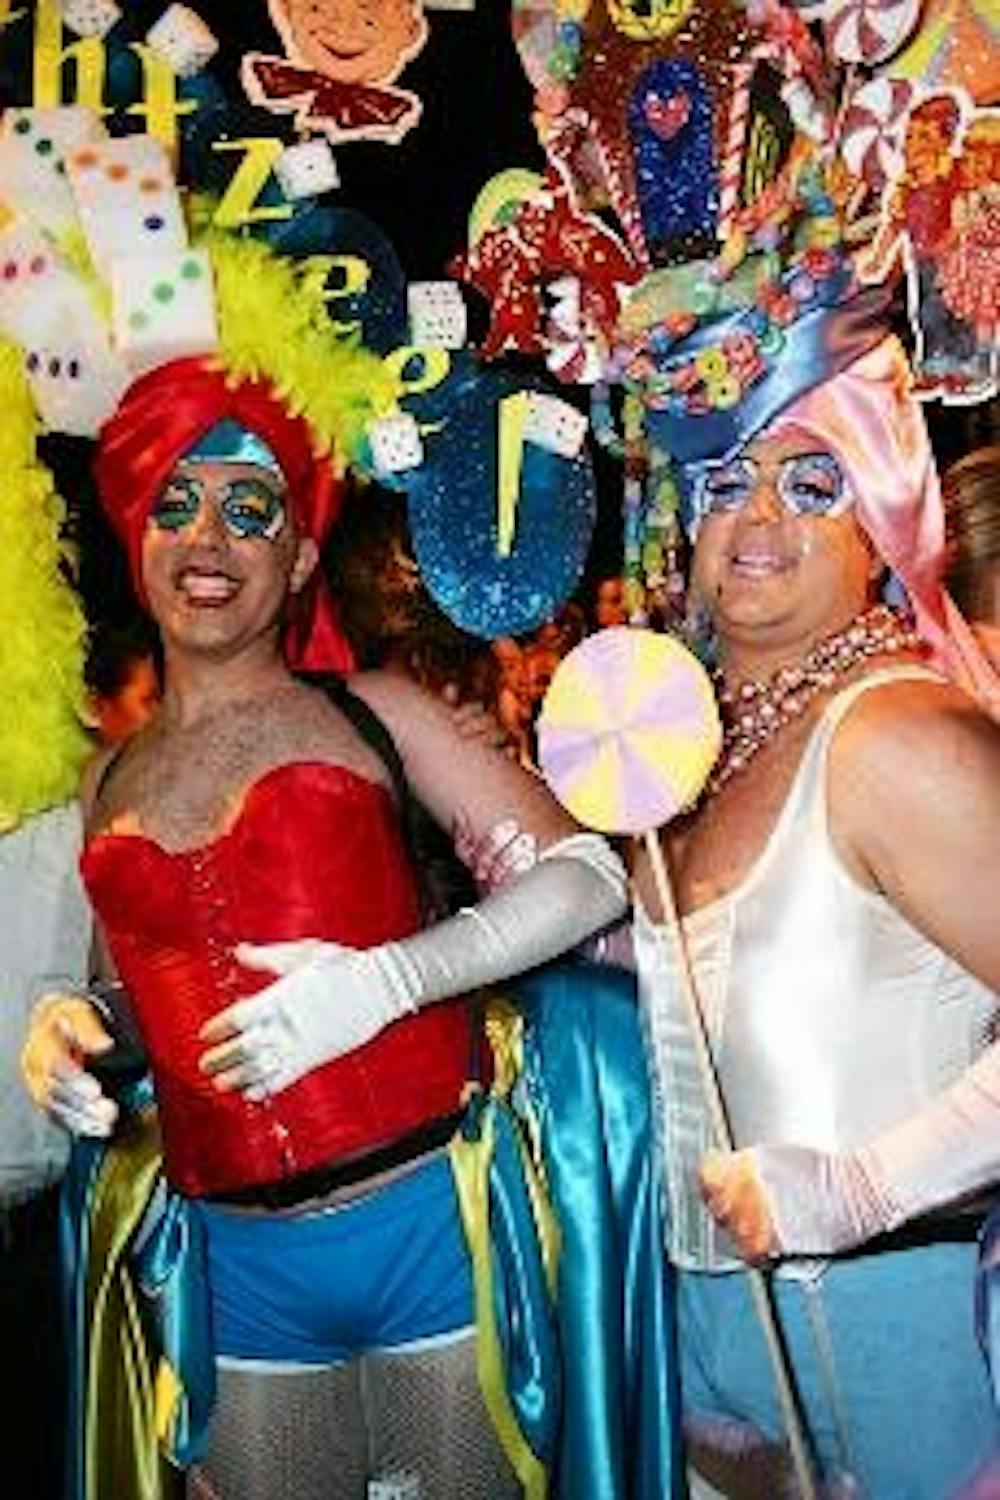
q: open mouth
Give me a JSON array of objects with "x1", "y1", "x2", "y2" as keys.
[
  {"x1": 175, "y1": 567, "x2": 242, "y2": 606},
  {"x1": 728, "y1": 551, "x2": 796, "y2": 578}
]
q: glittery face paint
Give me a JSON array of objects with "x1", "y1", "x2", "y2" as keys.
[
  {"x1": 696, "y1": 451, "x2": 850, "y2": 524},
  {"x1": 152, "y1": 470, "x2": 288, "y2": 543}
]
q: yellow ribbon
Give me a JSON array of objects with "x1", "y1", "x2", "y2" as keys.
[
  {"x1": 83, "y1": 1111, "x2": 180, "y2": 1500},
  {"x1": 497, "y1": 392, "x2": 529, "y2": 558},
  {"x1": 450, "y1": 998, "x2": 561, "y2": 1499}
]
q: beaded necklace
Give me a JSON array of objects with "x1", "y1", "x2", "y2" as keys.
[{"x1": 708, "y1": 604, "x2": 923, "y2": 794}]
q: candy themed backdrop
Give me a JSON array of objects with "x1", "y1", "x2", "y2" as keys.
[
  {"x1": 0, "y1": 1, "x2": 542, "y2": 278},
  {"x1": 0, "y1": 0, "x2": 995, "y2": 642},
  {"x1": 452, "y1": 0, "x2": 999, "y2": 620}
]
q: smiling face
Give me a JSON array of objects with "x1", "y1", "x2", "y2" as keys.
[
  {"x1": 902, "y1": 102, "x2": 959, "y2": 185},
  {"x1": 278, "y1": 0, "x2": 427, "y2": 85},
  {"x1": 691, "y1": 427, "x2": 878, "y2": 667},
  {"x1": 959, "y1": 129, "x2": 1000, "y2": 191},
  {"x1": 142, "y1": 460, "x2": 318, "y2": 663}
]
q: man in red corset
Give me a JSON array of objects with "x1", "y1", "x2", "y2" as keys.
[{"x1": 23, "y1": 357, "x2": 626, "y2": 1499}]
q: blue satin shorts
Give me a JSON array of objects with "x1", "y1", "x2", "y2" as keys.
[{"x1": 198, "y1": 1154, "x2": 474, "y2": 1366}]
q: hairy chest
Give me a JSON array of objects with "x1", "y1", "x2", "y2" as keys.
[{"x1": 92, "y1": 699, "x2": 389, "y2": 852}]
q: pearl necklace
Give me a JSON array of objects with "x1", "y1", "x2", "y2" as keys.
[{"x1": 709, "y1": 605, "x2": 923, "y2": 794}]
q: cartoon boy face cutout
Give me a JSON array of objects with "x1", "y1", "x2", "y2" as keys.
[
  {"x1": 243, "y1": 0, "x2": 429, "y2": 146},
  {"x1": 275, "y1": 0, "x2": 427, "y2": 87}
]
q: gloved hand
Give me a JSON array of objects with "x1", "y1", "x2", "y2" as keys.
[
  {"x1": 199, "y1": 939, "x2": 413, "y2": 1099},
  {"x1": 200, "y1": 831, "x2": 627, "y2": 1098},
  {"x1": 701, "y1": 1038, "x2": 1000, "y2": 1258},
  {"x1": 21, "y1": 994, "x2": 120, "y2": 1138},
  {"x1": 699, "y1": 1146, "x2": 893, "y2": 1260}
]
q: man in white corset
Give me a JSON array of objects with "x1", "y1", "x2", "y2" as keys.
[{"x1": 633, "y1": 334, "x2": 1000, "y2": 1498}]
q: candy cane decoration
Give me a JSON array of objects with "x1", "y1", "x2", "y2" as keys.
[
  {"x1": 781, "y1": 75, "x2": 830, "y2": 143},
  {"x1": 823, "y1": 0, "x2": 920, "y2": 64},
  {"x1": 719, "y1": 63, "x2": 754, "y2": 240},
  {"x1": 591, "y1": 131, "x2": 651, "y2": 268},
  {"x1": 838, "y1": 75, "x2": 915, "y2": 193}
]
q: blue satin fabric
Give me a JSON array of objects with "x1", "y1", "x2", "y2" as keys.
[
  {"x1": 61, "y1": 1077, "x2": 215, "y2": 1500},
  {"x1": 135, "y1": 1189, "x2": 216, "y2": 1462},
  {"x1": 978, "y1": 1205, "x2": 1000, "y2": 1410},
  {"x1": 510, "y1": 962, "x2": 683, "y2": 1499},
  {"x1": 182, "y1": 418, "x2": 283, "y2": 476},
  {"x1": 648, "y1": 283, "x2": 892, "y2": 470},
  {"x1": 61, "y1": 963, "x2": 680, "y2": 1499},
  {"x1": 463, "y1": 1087, "x2": 564, "y2": 1469},
  {"x1": 62, "y1": 1129, "x2": 106, "y2": 1500}
]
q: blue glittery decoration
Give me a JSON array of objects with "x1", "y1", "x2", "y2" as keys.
[
  {"x1": 398, "y1": 346, "x2": 480, "y2": 433},
  {"x1": 627, "y1": 60, "x2": 718, "y2": 263},
  {"x1": 407, "y1": 372, "x2": 596, "y2": 640},
  {"x1": 315, "y1": 209, "x2": 408, "y2": 353}
]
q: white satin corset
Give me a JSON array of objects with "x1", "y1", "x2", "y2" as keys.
[{"x1": 634, "y1": 666, "x2": 997, "y2": 1271}]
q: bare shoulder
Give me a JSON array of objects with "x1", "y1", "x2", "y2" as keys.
[
  {"x1": 79, "y1": 745, "x2": 117, "y2": 822},
  {"x1": 834, "y1": 676, "x2": 999, "y2": 791},
  {"x1": 831, "y1": 675, "x2": 1000, "y2": 870},
  {"x1": 348, "y1": 669, "x2": 573, "y2": 844},
  {"x1": 79, "y1": 734, "x2": 147, "y2": 823},
  {"x1": 346, "y1": 669, "x2": 449, "y2": 739},
  {"x1": 79, "y1": 720, "x2": 165, "y2": 827}
]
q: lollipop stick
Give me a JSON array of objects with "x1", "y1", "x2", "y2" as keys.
[{"x1": 643, "y1": 830, "x2": 820, "y2": 1500}]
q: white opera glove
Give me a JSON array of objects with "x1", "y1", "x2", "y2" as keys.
[
  {"x1": 200, "y1": 832, "x2": 627, "y2": 1099},
  {"x1": 707, "y1": 1041, "x2": 1000, "y2": 1259},
  {"x1": 21, "y1": 994, "x2": 120, "y2": 1138},
  {"x1": 199, "y1": 939, "x2": 417, "y2": 1098}
]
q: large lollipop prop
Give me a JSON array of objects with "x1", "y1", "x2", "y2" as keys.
[{"x1": 537, "y1": 627, "x2": 819, "y2": 1500}]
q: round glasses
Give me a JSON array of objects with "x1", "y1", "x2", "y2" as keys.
[
  {"x1": 695, "y1": 451, "x2": 851, "y2": 525},
  {"x1": 151, "y1": 472, "x2": 288, "y2": 543}
]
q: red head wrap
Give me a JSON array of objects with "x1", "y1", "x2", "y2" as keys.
[{"x1": 94, "y1": 356, "x2": 355, "y2": 674}]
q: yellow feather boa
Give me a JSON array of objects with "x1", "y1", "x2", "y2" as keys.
[
  {"x1": 197, "y1": 225, "x2": 400, "y2": 467},
  {"x1": 0, "y1": 340, "x2": 89, "y2": 834}
]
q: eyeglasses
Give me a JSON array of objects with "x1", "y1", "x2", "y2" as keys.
[
  {"x1": 151, "y1": 471, "x2": 288, "y2": 542},
  {"x1": 694, "y1": 451, "x2": 851, "y2": 524}
]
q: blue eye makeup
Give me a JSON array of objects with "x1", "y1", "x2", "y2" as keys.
[
  {"x1": 218, "y1": 477, "x2": 287, "y2": 540},
  {"x1": 700, "y1": 459, "x2": 756, "y2": 513},
  {"x1": 696, "y1": 451, "x2": 849, "y2": 523},
  {"x1": 150, "y1": 473, "x2": 288, "y2": 542},
  {"x1": 152, "y1": 475, "x2": 202, "y2": 531},
  {"x1": 777, "y1": 452, "x2": 844, "y2": 515}
]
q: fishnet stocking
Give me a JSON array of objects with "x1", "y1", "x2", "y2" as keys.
[
  {"x1": 186, "y1": 1332, "x2": 522, "y2": 1500},
  {"x1": 187, "y1": 1361, "x2": 367, "y2": 1500},
  {"x1": 364, "y1": 1331, "x2": 521, "y2": 1499}
]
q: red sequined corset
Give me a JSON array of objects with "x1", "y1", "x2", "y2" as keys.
[{"x1": 81, "y1": 762, "x2": 472, "y2": 1197}]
